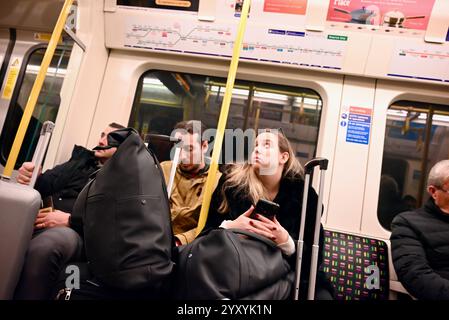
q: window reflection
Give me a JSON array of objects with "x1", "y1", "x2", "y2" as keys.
[
  {"x1": 129, "y1": 71, "x2": 322, "y2": 165},
  {"x1": 378, "y1": 101, "x2": 449, "y2": 230},
  {"x1": 0, "y1": 45, "x2": 72, "y2": 168}
]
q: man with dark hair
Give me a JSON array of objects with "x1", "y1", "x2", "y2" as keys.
[
  {"x1": 14, "y1": 122, "x2": 125, "y2": 300},
  {"x1": 17, "y1": 123, "x2": 125, "y2": 215},
  {"x1": 391, "y1": 159, "x2": 449, "y2": 299},
  {"x1": 160, "y1": 120, "x2": 221, "y2": 245}
]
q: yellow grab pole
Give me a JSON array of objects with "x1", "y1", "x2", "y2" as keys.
[
  {"x1": 3, "y1": 0, "x2": 74, "y2": 177},
  {"x1": 195, "y1": 0, "x2": 251, "y2": 236}
]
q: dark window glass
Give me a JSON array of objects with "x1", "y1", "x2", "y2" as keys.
[
  {"x1": 378, "y1": 101, "x2": 449, "y2": 230},
  {"x1": 129, "y1": 71, "x2": 322, "y2": 164},
  {"x1": 0, "y1": 45, "x2": 72, "y2": 169}
]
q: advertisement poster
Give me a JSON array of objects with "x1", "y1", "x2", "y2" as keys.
[
  {"x1": 118, "y1": 0, "x2": 199, "y2": 12},
  {"x1": 263, "y1": 0, "x2": 308, "y2": 15},
  {"x1": 327, "y1": 0, "x2": 435, "y2": 30}
]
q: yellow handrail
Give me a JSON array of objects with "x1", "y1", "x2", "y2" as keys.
[
  {"x1": 195, "y1": 0, "x2": 251, "y2": 236},
  {"x1": 3, "y1": 0, "x2": 74, "y2": 177}
]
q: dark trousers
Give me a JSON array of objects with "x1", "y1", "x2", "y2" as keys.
[
  {"x1": 315, "y1": 285, "x2": 334, "y2": 300},
  {"x1": 14, "y1": 227, "x2": 83, "y2": 300}
]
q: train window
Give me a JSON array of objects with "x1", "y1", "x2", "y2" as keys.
[
  {"x1": 129, "y1": 71, "x2": 322, "y2": 164},
  {"x1": 378, "y1": 101, "x2": 449, "y2": 230},
  {"x1": 0, "y1": 45, "x2": 72, "y2": 169}
]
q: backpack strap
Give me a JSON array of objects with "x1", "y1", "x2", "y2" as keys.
[{"x1": 69, "y1": 177, "x2": 95, "y2": 235}]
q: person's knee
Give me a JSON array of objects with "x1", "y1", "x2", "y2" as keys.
[
  {"x1": 28, "y1": 227, "x2": 81, "y2": 262},
  {"x1": 315, "y1": 287, "x2": 334, "y2": 300}
]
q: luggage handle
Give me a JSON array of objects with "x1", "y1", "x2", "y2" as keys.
[
  {"x1": 166, "y1": 136, "x2": 182, "y2": 198},
  {"x1": 304, "y1": 157, "x2": 328, "y2": 174},
  {"x1": 294, "y1": 157, "x2": 328, "y2": 300},
  {"x1": 145, "y1": 134, "x2": 182, "y2": 198},
  {"x1": 29, "y1": 121, "x2": 55, "y2": 188},
  {"x1": 228, "y1": 228, "x2": 278, "y2": 249},
  {"x1": 146, "y1": 134, "x2": 181, "y2": 144}
]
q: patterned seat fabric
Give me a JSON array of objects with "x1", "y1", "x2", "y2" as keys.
[{"x1": 322, "y1": 230, "x2": 389, "y2": 300}]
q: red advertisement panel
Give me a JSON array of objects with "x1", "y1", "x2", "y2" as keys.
[
  {"x1": 264, "y1": 0, "x2": 308, "y2": 15},
  {"x1": 327, "y1": 0, "x2": 435, "y2": 30}
]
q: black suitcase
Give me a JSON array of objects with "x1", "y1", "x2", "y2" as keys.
[{"x1": 0, "y1": 121, "x2": 55, "y2": 299}]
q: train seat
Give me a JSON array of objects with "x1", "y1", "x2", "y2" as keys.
[{"x1": 322, "y1": 230, "x2": 389, "y2": 300}]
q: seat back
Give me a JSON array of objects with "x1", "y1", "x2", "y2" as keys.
[{"x1": 322, "y1": 230, "x2": 389, "y2": 300}]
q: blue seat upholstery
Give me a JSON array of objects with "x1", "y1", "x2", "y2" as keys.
[{"x1": 322, "y1": 230, "x2": 389, "y2": 300}]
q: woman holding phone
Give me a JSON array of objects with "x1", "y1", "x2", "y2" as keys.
[{"x1": 204, "y1": 129, "x2": 333, "y2": 299}]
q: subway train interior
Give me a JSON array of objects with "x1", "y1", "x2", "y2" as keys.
[{"x1": 1, "y1": 0, "x2": 449, "y2": 302}]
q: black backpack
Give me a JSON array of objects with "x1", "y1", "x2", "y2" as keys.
[{"x1": 71, "y1": 128, "x2": 175, "y2": 292}]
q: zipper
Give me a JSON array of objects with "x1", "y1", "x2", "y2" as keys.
[{"x1": 65, "y1": 288, "x2": 72, "y2": 300}]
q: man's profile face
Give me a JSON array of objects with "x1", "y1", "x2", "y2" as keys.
[
  {"x1": 429, "y1": 176, "x2": 449, "y2": 214},
  {"x1": 175, "y1": 131, "x2": 207, "y2": 173},
  {"x1": 94, "y1": 126, "x2": 118, "y2": 164}
]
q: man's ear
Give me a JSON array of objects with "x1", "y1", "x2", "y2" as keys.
[{"x1": 428, "y1": 185, "x2": 438, "y2": 199}]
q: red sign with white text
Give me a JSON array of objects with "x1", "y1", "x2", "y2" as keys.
[
  {"x1": 264, "y1": 0, "x2": 308, "y2": 15},
  {"x1": 327, "y1": 0, "x2": 435, "y2": 30},
  {"x1": 349, "y1": 106, "x2": 372, "y2": 116}
]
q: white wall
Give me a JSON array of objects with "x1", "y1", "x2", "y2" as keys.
[
  {"x1": 45, "y1": 0, "x2": 109, "y2": 169},
  {"x1": 325, "y1": 76, "x2": 377, "y2": 233}
]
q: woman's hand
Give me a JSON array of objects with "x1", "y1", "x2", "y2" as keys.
[
  {"x1": 225, "y1": 206, "x2": 289, "y2": 244},
  {"x1": 224, "y1": 206, "x2": 271, "y2": 239},
  {"x1": 250, "y1": 214, "x2": 289, "y2": 245},
  {"x1": 224, "y1": 206, "x2": 255, "y2": 230}
]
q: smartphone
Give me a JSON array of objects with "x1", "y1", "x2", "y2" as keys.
[
  {"x1": 251, "y1": 199, "x2": 280, "y2": 220},
  {"x1": 41, "y1": 196, "x2": 54, "y2": 211}
]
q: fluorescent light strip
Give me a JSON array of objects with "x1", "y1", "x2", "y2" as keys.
[
  {"x1": 26, "y1": 65, "x2": 67, "y2": 76},
  {"x1": 143, "y1": 78, "x2": 163, "y2": 85}
]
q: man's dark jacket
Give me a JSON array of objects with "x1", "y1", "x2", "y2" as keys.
[
  {"x1": 391, "y1": 198, "x2": 449, "y2": 299},
  {"x1": 35, "y1": 145, "x2": 98, "y2": 213}
]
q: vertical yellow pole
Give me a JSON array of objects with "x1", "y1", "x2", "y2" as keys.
[
  {"x1": 195, "y1": 0, "x2": 251, "y2": 236},
  {"x1": 3, "y1": 0, "x2": 74, "y2": 177}
]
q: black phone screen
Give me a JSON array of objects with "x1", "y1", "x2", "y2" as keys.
[{"x1": 251, "y1": 199, "x2": 280, "y2": 220}]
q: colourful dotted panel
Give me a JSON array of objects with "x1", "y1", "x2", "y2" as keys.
[{"x1": 322, "y1": 230, "x2": 389, "y2": 300}]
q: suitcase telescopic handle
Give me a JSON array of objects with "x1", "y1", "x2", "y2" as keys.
[
  {"x1": 145, "y1": 134, "x2": 182, "y2": 144},
  {"x1": 167, "y1": 138, "x2": 183, "y2": 198},
  {"x1": 304, "y1": 158, "x2": 328, "y2": 174},
  {"x1": 30, "y1": 121, "x2": 55, "y2": 188},
  {"x1": 294, "y1": 157, "x2": 328, "y2": 300},
  {"x1": 143, "y1": 134, "x2": 182, "y2": 198},
  {"x1": 145, "y1": 134, "x2": 183, "y2": 198}
]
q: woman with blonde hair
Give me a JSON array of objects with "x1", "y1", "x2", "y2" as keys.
[{"x1": 205, "y1": 129, "x2": 333, "y2": 299}]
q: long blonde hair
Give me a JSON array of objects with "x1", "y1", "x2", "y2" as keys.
[{"x1": 218, "y1": 130, "x2": 304, "y2": 213}]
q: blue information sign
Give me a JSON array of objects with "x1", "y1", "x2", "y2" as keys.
[{"x1": 345, "y1": 107, "x2": 371, "y2": 145}]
